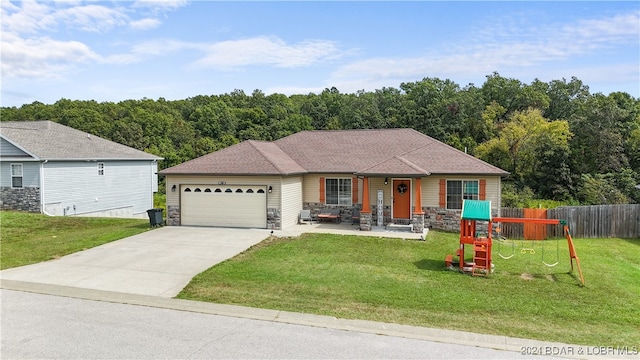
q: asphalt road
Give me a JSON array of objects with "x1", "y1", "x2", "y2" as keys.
[{"x1": 1, "y1": 289, "x2": 566, "y2": 360}]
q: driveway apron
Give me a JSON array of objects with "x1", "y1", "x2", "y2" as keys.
[{"x1": 0, "y1": 227, "x2": 269, "y2": 297}]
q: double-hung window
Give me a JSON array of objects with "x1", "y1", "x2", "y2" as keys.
[
  {"x1": 325, "y1": 178, "x2": 352, "y2": 206},
  {"x1": 98, "y1": 162, "x2": 105, "y2": 176},
  {"x1": 11, "y1": 163, "x2": 23, "y2": 188},
  {"x1": 446, "y1": 180, "x2": 479, "y2": 210}
]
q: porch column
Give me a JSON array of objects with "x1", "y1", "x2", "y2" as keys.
[
  {"x1": 412, "y1": 177, "x2": 425, "y2": 234},
  {"x1": 360, "y1": 177, "x2": 372, "y2": 231}
]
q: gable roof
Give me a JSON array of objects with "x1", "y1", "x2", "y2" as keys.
[
  {"x1": 160, "y1": 140, "x2": 306, "y2": 175},
  {"x1": 0, "y1": 121, "x2": 161, "y2": 161},
  {"x1": 161, "y1": 128, "x2": 508, "y2": 176}
]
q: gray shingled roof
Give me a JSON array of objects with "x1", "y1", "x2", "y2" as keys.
[
  {"x1": 0, "y1": 121, "x2": 162, "y2": 161},
  {"x1": 161, "y1": 128, "x2": 508, "y2": 176}
]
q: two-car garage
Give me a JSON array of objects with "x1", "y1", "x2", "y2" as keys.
[{"x1": 180, "y1": 185, "x2": 267, "y2": 228}]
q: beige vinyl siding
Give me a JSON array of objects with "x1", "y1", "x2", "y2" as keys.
[
  {"x1": 422, "y1": 175, "x2": 502, "y2": 211},
  {"x1": 166, "y1": 175, "x2": 282, "y2": 210},
  {"x1": 423, "y1": 177, "x2": 442, "y2": 207},
  {"x1": 303, "y1": 175, "x2": 501, "y2": 211},
  {"x1": 281, "y1": 176, "x2": 303, "y2": 228},
  {"x1": 302, "y1": 174, "x2": 358, "y2": 205}
]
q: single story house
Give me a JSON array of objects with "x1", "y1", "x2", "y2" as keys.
[
  {"x1": 0, "y1": 121, "x2": 162, "y2": 218},
  {"x1": 160, "y1": 128, "x2": 509, "y2": 232}
]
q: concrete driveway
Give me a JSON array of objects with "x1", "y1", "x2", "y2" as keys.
[{"x1": 0, "y1": 227, "x2": 270, "y2": 297}]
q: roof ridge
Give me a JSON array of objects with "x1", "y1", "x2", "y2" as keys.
[
  {"x1": 248, "y1": 140, "x2": 297, "y2": 175},
  {"x1": 359, "y1": 139, "x2": 432, "y2": 174},
  {"x1": 394, "y1": 155, "x2": 430, "y2": 175}
]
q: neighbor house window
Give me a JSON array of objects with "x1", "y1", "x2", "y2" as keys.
[
  {"x1": 447, "y1": 180, "x2": 479, "y2": 210},
  {"x1": 325, "y1": 178, "x2": 352, "y2": 205},
  {"x1": 11, "y1": 163, "x2": 23, "y2": 188},
  {"x1": 97, "y1": 162, "x2": 105, "y2": 176}
]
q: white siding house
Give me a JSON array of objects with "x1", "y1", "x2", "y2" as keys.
[{"x1": 0, "y1": 121, "x2": 162, "y2": 218}]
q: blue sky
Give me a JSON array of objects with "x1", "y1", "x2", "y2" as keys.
[{"x1": 1, "y1": 1, "x2": 638, "y2": 108}]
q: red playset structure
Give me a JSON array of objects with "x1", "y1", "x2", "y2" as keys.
[{"x1": 445, "y1": 200, "x2": 585, "y2": 285}]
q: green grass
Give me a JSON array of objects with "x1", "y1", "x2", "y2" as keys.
[
  {"x1": 178, "y1": 231, "x2": 640, "y2": 347},
  {"x1": 0, "y1": 211, "x2": 150, "y2": 269},
  {"x1": 2, "y1": 210, "x2": 637, "y2": 346}
]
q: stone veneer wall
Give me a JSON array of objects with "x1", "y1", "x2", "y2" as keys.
[
  {"x1": 304, "y1": 202, "x2": 360, "y2": 224},
  {"x1": 0, "y1": 186, "x2": 41, "y2": 213},
  {"x1": 423, "y1": 206, "x2": 462, "y2": 232},
  {"x1": 423, "y1": 206, "x2": 497, "y2": 233},
  {"x1": 167, "y1": 205, "x2": 180, "y2": 226},
  {"x1": 412, "y1": 213, "x2": 425, "y2": 233},
  {"x1": 267, "y1": 207, "x2": 281, "y2": 230}
]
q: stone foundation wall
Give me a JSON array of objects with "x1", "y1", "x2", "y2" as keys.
[
  {"x1": 267, "y1": 207, "x2": 281, "y2": 230},
  {"x1": 423, "y1": 206, "x2": 461, "y2": 232},
  {"x1": 0, "y1": 186, "x2": 41, "y2": 213},
  {"x1": 304, "y1": 202, "x2": 360, "y2": 224},
  {"x1": 167, "y1": 205, "x2": 180, "y2": 226},
  {"x1": 423, "y1": 206, "x2": 497, "y2": 233},
  {"x1": 412, "y1": 213, "x2": 425, "y2": 233},
  {"x1": 360, "y1": 212, "x2": 372, "y2": 231}
]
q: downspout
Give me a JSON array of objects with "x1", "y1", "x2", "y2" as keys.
[{"x1": 40, "y1": 160, "x2": 53, "y2": 216}]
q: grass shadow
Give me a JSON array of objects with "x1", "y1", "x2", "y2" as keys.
[
  {"x1": 413, "y1": 258, "x2": 450, "y2": 271},
  {"x1": 622, "y1": 238, "x2": 640, "y2": 247}
]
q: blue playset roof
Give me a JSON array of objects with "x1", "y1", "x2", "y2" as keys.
[{"x1": 461, "y1": 200, "x2": 492, "y2": 221}]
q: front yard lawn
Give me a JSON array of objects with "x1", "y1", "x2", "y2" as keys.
[
  {"x1": 178, "y1": 231, "x2": 640, "y2": 347},
  {"x1": 0, "y1": 211, "x2": 149, "y2": 269}
]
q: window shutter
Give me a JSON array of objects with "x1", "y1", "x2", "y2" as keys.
[
  {"x1": 352, "y1": 177, "x2": 358, "y2": 204},
  {"x1": 319, "y1": 177, "x2": 325, "y2": 203},
  {"x1": 439, "y1": 179, "x2": 446, "y2": 208},
  {"x1": 479, "y1": 179, "x2": 486, "y2": 200}
]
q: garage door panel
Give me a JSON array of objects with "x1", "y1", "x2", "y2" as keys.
[{"x1": 181, "y1": 185, "x2": 267, "y2": 228}]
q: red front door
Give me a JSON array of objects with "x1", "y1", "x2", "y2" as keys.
[{"x1": 392, "y1": 179, "x2": 411, "y2": 219}]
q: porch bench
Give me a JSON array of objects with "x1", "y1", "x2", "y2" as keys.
[{"x1": 317, "y1": 209, "x2": 341, "y2": 223}]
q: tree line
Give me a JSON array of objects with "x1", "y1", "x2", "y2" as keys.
[{"x1": 2, "y1": 72, "x2": 639, "y2": 206}]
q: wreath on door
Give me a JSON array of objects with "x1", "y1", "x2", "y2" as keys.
[{"x1": 397, "y1": 182, "x2": 408, "y2": 195}]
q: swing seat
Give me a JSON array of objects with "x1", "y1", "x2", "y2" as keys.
[{"x1": 496, "y1": 235, "x2": 515, "y2": 260}]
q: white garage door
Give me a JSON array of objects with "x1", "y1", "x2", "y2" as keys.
[{"x1": 181, "y1": 185, "x2": 267, "y2": 228}]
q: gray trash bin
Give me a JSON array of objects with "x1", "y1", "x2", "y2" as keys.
[{"x1": 147, "y1": 208, "x2": 164, "y2": 227}]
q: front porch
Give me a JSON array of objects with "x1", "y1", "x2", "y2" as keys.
[{"x1": 276, "y1": 220, "x2": 428, "y2": 240}]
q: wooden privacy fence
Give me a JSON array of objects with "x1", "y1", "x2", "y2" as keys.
[{"x1": 498, "y1": 204, "x2": 640, "y2": 239}]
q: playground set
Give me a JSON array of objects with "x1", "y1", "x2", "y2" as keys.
[{"x1": 445, "y1": 200, "x2": 585, "y2": 285}]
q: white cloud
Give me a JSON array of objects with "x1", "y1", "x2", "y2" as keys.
[
  {"x1": 1, "y1": 32, "x2": 98, "y2": 79},
  {"x1": 0, "y1": 1, "x2": 186, "y2": 81},
  {"x1": 193, "y1": 36, "x2": 345, "y2": 69},
  {"x1": 1, "y1": 1, "x2": 185, "y2": 34},
  {"x1": 132, "y1": 0, "x2": 188, "y2": 12},
  {"x1": 54, "y1": 4, "x2": 129, "y2": 33},
  {"x1": 1, "y1": 0, "x2": 57, "y2": 34},
  {"x1": 563, "y1": 11, "x2": 640, "y2": 43},
  {"x1": 129, "y1": 17, "x2": 161, "y2": 30},
  {"x1": 99, "y1": 39, "x2": 199, "y2": 64},
  {"x1": 327, "y1": 10, "x2": 640, "y2": 91}
]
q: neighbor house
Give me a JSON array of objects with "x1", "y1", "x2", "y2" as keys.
[
  {"x1": 160, "y1": 128, "x2": 509, "y2": 232},
  {"x1": 0, "y1": 121, "x2": 162, "y2": 218}
]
